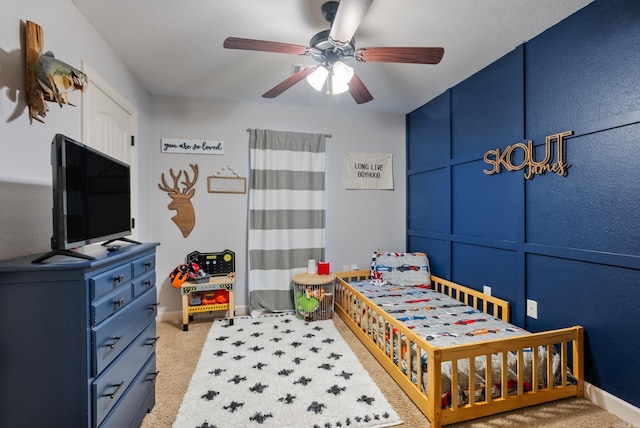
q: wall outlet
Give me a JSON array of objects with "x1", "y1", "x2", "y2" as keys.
[
  {"x1": 527, "y1": 299, "x2": 538, "y2": 319},
  {"x1": 483, "y1": 285, "x2": 492, "y2": 296}
]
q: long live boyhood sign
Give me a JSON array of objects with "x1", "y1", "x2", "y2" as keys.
[{"x1": 483, "y1": 130, "x2": 572, "y2": 179}]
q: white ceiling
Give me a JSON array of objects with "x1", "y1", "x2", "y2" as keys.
[{"x1": 71, "y1": 0, "x2": 592, "y2": 114}]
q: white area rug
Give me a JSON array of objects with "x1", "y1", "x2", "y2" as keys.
[{"x1": 173, "y1": 314, "x2": 402, "y2": 428}]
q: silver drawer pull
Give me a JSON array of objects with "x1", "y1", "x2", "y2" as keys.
[
  {"x1": 107, "y1": 335, "x2": 123, "y2": 349},
  {"x1": 144, "y1": 262, "x2": 153, "y2": 268},
  {"x1": 148, "y1": 371, "x2": 160, "y2": 382},
  {"x1": 105, "y1": 381, "x2": 124, "y2": 399},
  {"x1": 148, "y1": 303, "x2": 160, "y2": 312},
  {"x1": 114, "y1": 274, "x2": 124, "y2": 283},
  {"x1": 144, "y1": 280, "x2": 153, "y2": 289},
  {"x1": 114, "y1": 298, "x2": 125, "y2": 308},
  {"x1": 147, "y1": 336, "x2": 160, "y2": 347}
]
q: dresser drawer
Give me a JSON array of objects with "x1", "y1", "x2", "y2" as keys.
[
  {"x1": 93, "y1": 322, "x2": 157, "y2": 427},
  {"x1": 91, "y1": 264, "x2": 133, "y2": 300},
  {"x1": 132, "y1": 270, "x2": 155, "y2": 298},
  {"x1": 132, "y1": 253, "x2": 155, "y2": 277},
  {"x1": 99, "y1": 354, "x2": 157, "y2": 428},
  {"x1": 92, "y1": 285, "x2": 133, "y2": 325},
  {"x1": 93, "y1": 288, "x2": 157, "y2": 376}
]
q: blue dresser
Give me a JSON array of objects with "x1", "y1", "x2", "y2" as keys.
[{"x1": 0, "y1": 242, "x2": 159, "y2": 427}]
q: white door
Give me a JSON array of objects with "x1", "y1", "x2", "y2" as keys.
[{"x1": 81, "y1": 62, "x2": 139, "y2": 240}]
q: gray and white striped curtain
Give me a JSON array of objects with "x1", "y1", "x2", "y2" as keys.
[{"x1": 248, "y1": 129, "x2": 326, "y2": 315}]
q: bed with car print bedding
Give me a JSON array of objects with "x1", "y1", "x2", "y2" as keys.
[{"x1": 334, "y1": 266, "x2": 584, "y2": 428}]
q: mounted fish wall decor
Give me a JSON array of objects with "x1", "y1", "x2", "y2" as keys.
[{"x1": 25, "y1": 21, "x2": 88, "y2": 123}]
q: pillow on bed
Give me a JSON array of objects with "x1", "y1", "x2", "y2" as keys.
[{"x1": 370, "y1": 251, "x2": 431, "y2": 286}]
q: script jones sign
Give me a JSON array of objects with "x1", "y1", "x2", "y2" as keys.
[
  {"x1": 161, "y1": 138, "x2": 224, "y2": 155},
  {"x1": 483, "y1": 130, "x2": 572, "y2": 179}
]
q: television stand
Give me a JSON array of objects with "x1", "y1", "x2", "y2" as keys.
[
  {"x1": 102, "y1": 237, "x2": 142, "y2": 246},
  {"x1": 31, "y1": 249, "x2": 96, "y2": 263}
]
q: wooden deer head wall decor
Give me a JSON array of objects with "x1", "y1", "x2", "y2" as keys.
[{"x1": 158, "y1": 164, "x2": 199, "y2": 238}]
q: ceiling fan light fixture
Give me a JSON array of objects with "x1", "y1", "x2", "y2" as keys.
[
  {"x1": 327, "y1": 61, "x2": 354, "y2": 95},
  {"x1": 333, "y1": 61, "x2": 354, "y2": 83},
  {"x1": 306, "y1": 66, "x2": 329, "y2": 91}
]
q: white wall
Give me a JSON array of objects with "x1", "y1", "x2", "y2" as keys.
[
  {"x1": 0, "y1": 0, "x2": 152, "y2": 260},
  {"x1": 150, "y1": 96, "x2": 406, "y2": 318},
  {"x1": 0, "y1": 0, "x2": 407, "y2": 320}
]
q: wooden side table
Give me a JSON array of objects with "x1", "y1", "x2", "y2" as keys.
[
  {"x1": 292, "y1": 273, "x2": 335, "y2": 321},
  {"x1": 180, "y1": 273, "x2": 235, "y2": 331}
]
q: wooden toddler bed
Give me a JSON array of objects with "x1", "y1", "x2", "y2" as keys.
[{"x1": 334, "y1": 270, "x2": 584, "y2": 428}]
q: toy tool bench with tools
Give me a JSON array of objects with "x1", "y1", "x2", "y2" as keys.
[{"x1": 173, "y1": 249, "x2": 235, "y2": 331}]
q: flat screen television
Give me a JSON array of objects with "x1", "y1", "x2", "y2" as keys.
[{"x1": 33, "y1": 134, "x2": 135, "y2": 262}]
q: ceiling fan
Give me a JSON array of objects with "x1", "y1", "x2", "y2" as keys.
[{"x1": 223, "y1": 0, "x2": 444, "y2": 104}]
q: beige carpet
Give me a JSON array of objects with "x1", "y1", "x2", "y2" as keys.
[{"x1": 142, "y1": 314, "x2": 633, "y2": 427}]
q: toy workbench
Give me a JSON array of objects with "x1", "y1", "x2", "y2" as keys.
[{"x1": 181, "y1": 249, "x2": 235, "y2": 331}]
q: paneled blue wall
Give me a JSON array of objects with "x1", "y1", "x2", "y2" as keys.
[{"x1": 406, "y1": 0, "x2": 640, "y2": 407}]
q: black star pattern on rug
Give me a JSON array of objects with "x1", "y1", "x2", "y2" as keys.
[
  {"x1": 279, "y1": 393, "x2": 297, "y2": 404},
  {"x1": 249, "y1": 382, "x2": 269, "y2": 393},
  {"x1": 208, "y1": 368, "x2": 225, "y2": 376},
  {"x1": 249, "y1": 412, "x2": 273, "y2": 424},
  {"x1": 175, "y1": 315, "x2": 401, "y2": 428},
  {"x1": 227, "y1": 375, "x2": 246, "y2": 385},
  {"x1": 201, "y1": 390, "x2": 219, "y2": 401},
  {"x1": 278, "y1": 368, "x2": 294, "y2": 376},
  {"x1": 336, "y1": 370, "x2": 353, "y2": 380},
  {"x1": 307, "y1": 401, "x2": 327, "y2": 414},
  {"x1": 357, "y1": 395, "x2": 375, "y2": 405},
  {"x1": 294, "y1": 376, "x2": 313, "y2": 386},
  {"x1": 327, "y1": 384, "x2": 346, "y2": 396},
  {"x1": 318, "y1": 363, "x2": 334, "y2": 370},
  {"x1": 223, "y1": 401, "x2": 244, "y2": 413}
]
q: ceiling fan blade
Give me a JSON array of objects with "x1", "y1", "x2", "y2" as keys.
[
  {"x1": 329, "y1": 0, "x2": 374, "y2": 47},
  {"x1": 348, "y1": 72, "x2": 373, "y2": 104},
  {"x1": 223, "y1": 37, "x2": 309, "y2": 55},
  {"x1": 355, "y1": 47, "x2": 444, "y2": 64},
  {"x1": 262, "y1": 67, "x2": 316, "y2": 98}
]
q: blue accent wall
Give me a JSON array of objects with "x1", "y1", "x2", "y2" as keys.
[{"x1": 406, "y1": 0, "x2": 640, "y2": 407}]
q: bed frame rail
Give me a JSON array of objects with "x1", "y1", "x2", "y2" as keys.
[
  {"x1": 333, "y1": 271, "x2": 584, "y2": 428},
  {"x1": 431, "y1": 275, "x2": 510, "y2": 322}
]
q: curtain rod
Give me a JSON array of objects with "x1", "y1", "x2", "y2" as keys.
[{"x1": 246, "y1": 128, "x2": 332, "y2": 138}]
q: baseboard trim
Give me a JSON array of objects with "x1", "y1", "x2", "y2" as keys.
[
  {"x1": 585, "y1": 382, "x2": 640, "y2": 427},
  {"x1": 157, "y1": 305, "x2": 250, "y2": 323}
]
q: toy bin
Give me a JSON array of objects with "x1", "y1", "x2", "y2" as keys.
[{"x1": 292, "y1": 273, "x2": 335, "y2": 321}]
